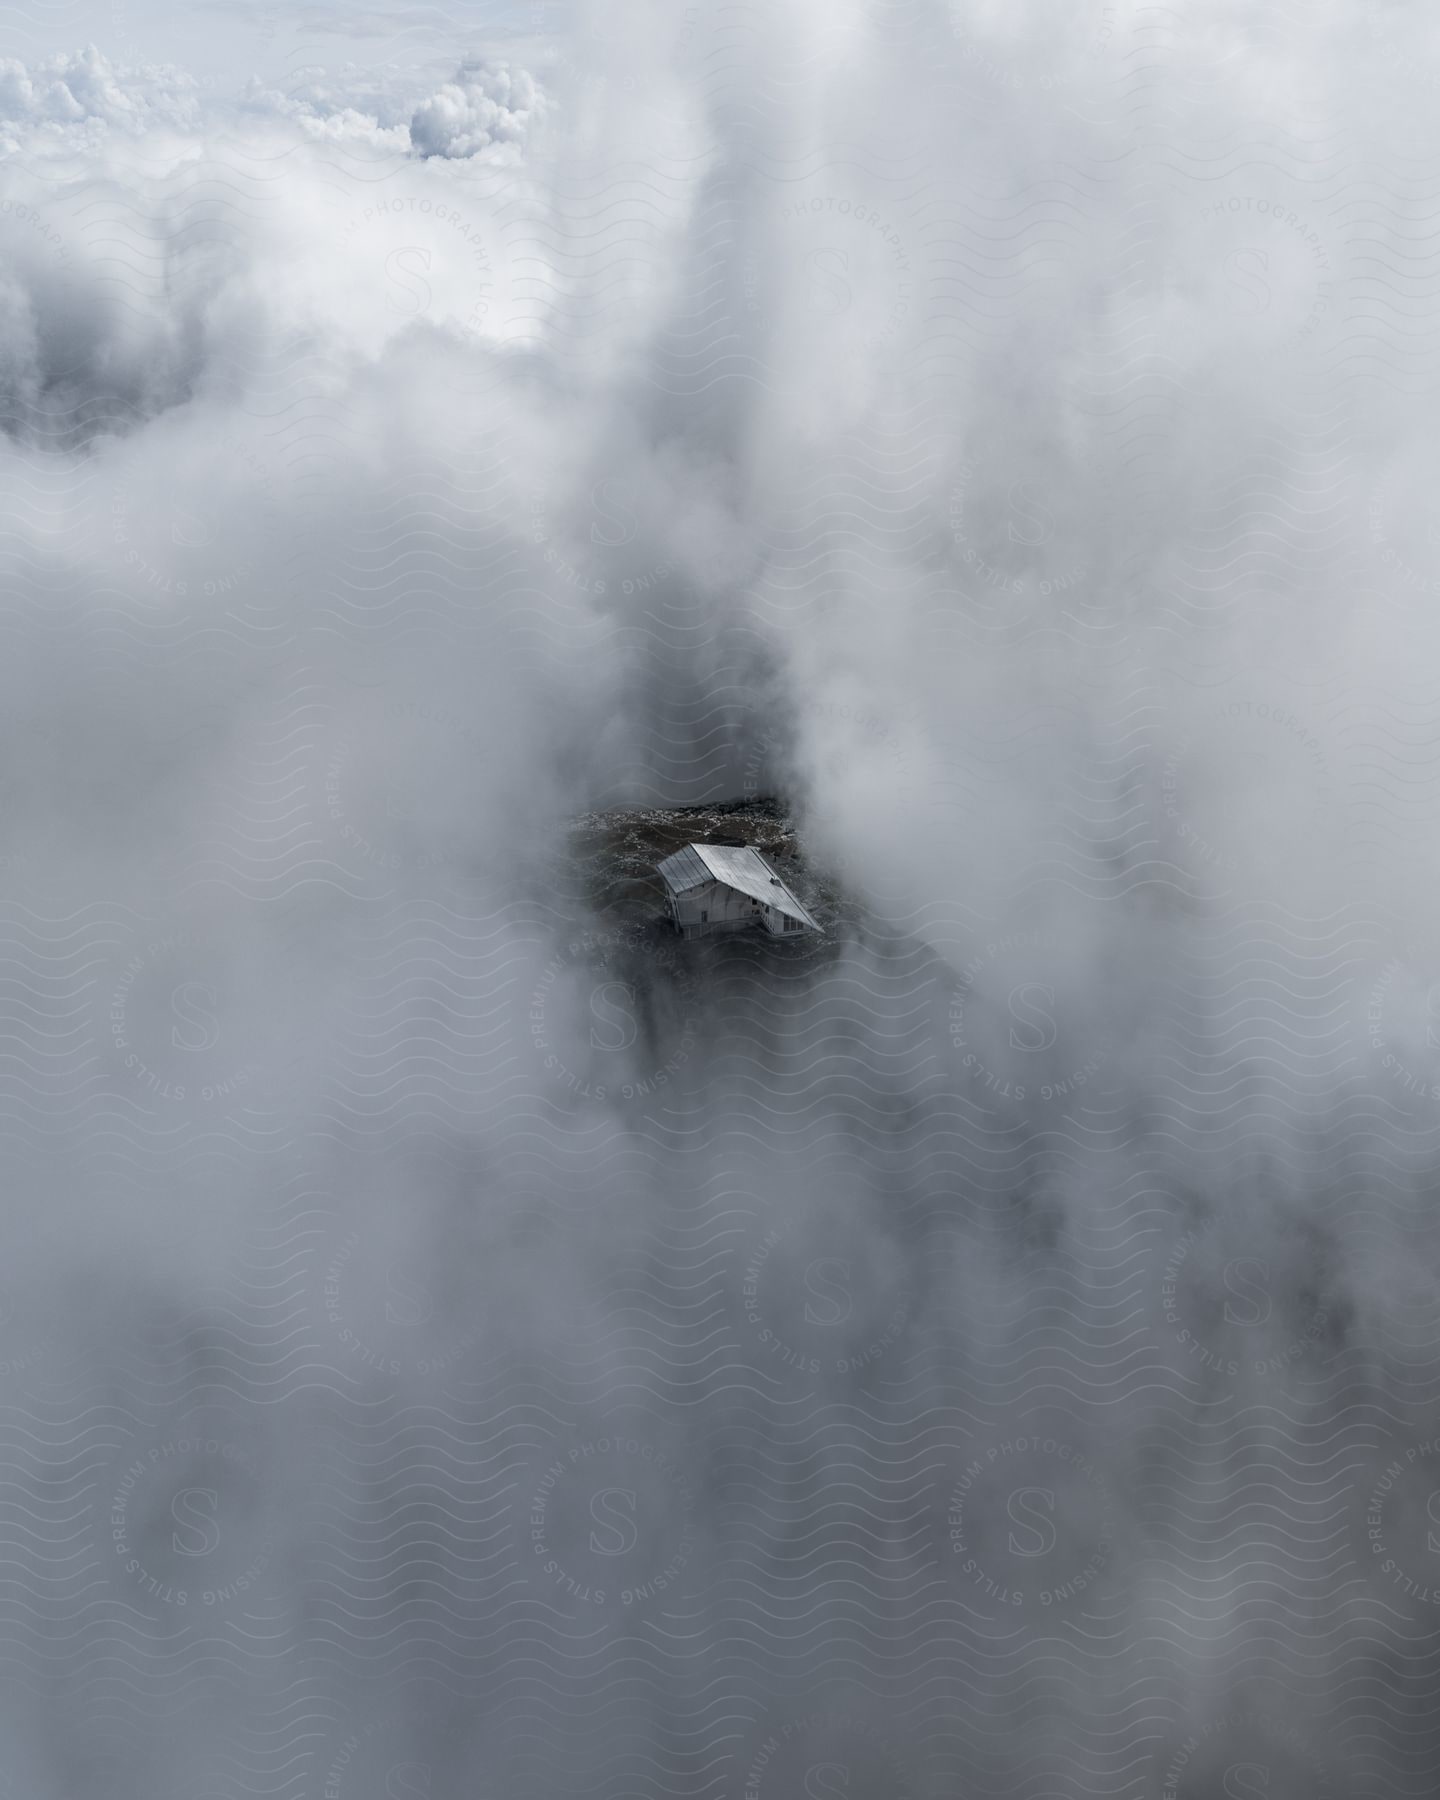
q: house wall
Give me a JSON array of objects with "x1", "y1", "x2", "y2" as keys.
[
  {"x1": 669, "y1": 880, "x2": 763, "y2": 940},
  {"x1": 668, "y1": 880, "x2": 812, "y2": 940},
  {"x1": 760, "y1": 901, "x2": 809, "y2": 936}
]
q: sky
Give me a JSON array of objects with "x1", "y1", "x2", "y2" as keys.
[{"x1": 3, "y1": 1, "x2": 1440, "y2": 1796}]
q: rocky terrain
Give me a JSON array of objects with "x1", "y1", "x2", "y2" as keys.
[{"x1": 569, "y1": 796, "x2": 840, "y2": 935}]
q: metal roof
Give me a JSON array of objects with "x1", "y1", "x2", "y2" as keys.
[
  {"x1": 658, "y1": 842, "x2": 820, "y2": 931},
  {"x1": 656, "y1": 844, "x2": 712, "y2": 894}
]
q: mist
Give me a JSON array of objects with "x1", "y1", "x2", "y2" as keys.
[{"x1": 1, "y1": 2, "x2": 1439, "y2": 1795}]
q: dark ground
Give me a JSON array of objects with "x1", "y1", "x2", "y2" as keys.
[{"x1": 569, "y1": 796, "x2": 841, "y2": 934}]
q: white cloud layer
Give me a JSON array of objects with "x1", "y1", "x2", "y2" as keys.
[
  {"x1": 1, "y1": 2, "x2": 1440, "y2": 1793},
  {"x1": 409, "y1": 58, "x2": 543, "y2": 161},
  {"x1": 0, "y1": 43, "x2": 200, "y2": 148},
  {"x1": 0, "y1": 45, "x2": 543, "y2": 161}
]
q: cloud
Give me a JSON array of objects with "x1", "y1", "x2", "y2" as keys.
[
  {"x1": 234, "y1": 65, "x2": 415, "y2": 148},
  {"x1": 0, "y1": 43, "x2": 199, "y2": 149},
  {"x1": 0, "y1": 46, "x2": 545, "y2": 163},
  {"x1": 409, "y1": 57, "x2": 543, "y2": 160},
  {"x1": 1, "y1": 1, "x2": 1439, "y2": 1794},
  {"x1": 227, "y1": 56, "x2": 545, "y2": 158}
]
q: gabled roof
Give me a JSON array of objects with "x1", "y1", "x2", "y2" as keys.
[
  {"x1": 657, "y1": 843, "x2": 820, "y2": 931},
  {"x1": 656, "y1": 844, "x2": 712, "y2": 894}
]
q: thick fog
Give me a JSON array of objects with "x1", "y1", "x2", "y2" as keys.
[{"x1": 2, "y1": 1, "x2": 1440, "y2": 1795}]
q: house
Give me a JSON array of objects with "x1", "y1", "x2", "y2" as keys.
[{"x1": 657, "y1": 843, "x2": 821, "y2": 941}]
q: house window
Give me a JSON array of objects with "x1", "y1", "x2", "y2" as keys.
[
  {"x1": 700, "y1": 910, "x2": 707, "y2": 922},
  {"x1": 785, "y1": 915, "x2": 801, "y2": 931}
]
